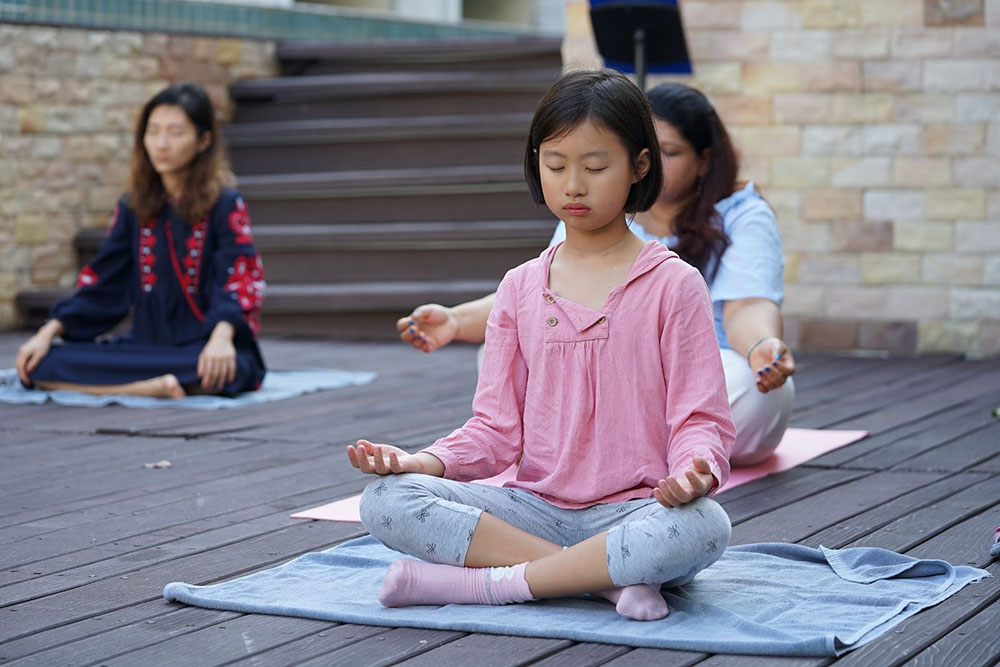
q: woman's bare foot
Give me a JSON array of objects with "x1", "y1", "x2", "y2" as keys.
[{"x1": 34, "y1": 374, "x2": 187, "y2": 399}]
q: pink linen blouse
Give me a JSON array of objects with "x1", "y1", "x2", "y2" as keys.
[{"x1": 423, "y1": 241, "x2": 735, "y2": 509}]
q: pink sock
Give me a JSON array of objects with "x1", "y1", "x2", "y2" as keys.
[
  {"x1": 379, "y1": 559, "x2": 534, "y2": 608},
  {"x1": 599, "y1": 584, "x2": 669, "y2": 621}
]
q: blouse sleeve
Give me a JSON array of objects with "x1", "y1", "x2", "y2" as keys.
[
  {"x1": 421, "y1": 271, "x2": 527, "y2": 480},
  {"x1": 201, "y1": 192, "x2": 266, "y2": 342},
  {"x1": 51, "y1": 200, "x2": 134, "y2": 341},
  {"x1": 661, "y1": 265, "x2": 735, "y2": 493},
  {"x1": 709, "y1": 196, "x2": 784, "y2": 305}
]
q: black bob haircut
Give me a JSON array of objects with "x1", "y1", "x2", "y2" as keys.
[{"x1": 524, "y1": 69, "x2": 662, "y2": 214}]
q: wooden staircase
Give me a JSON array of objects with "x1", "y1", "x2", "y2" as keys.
[{"x1": 18, "y1": 36, "x2": 562, "y2": 339}]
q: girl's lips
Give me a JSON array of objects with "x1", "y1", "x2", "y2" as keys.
[{"x1": 564, "y1": 204, "x2": 590, "y2": 214}]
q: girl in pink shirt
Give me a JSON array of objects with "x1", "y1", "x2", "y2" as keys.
[{"x1": 347, "y1": 70, "x2": 735, "y2": 621}]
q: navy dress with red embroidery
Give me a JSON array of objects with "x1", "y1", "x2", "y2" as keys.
[{"x1": 28, "y1": 188, "x2": 266, "y2": 396}]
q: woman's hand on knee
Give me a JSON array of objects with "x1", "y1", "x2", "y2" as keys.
[
  {"x1": 748, "y1": 337, "x2": 796, "y2": 394},
  {"x1": 347, "y1": 440, "x2": 436, "y2": 476},
  {"x1": 654, "y1": 457, "x2": 715, "y2": 508},
  {"x1": 396, "y1": 304, "x2": 458, "y2": 353},
  {"x1": 197, "y1": 336, "x2": 236, "y2": 391},
  {"x1": 15, "y1": 333, "x2": 53, "y2": 384}
]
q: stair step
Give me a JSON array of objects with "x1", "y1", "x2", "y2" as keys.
[
  {"x1": 225, "y1": 112, "x2": 531, "y2": 173},
  {"x1": 278, "y1": 36, "x2": 562, "y2": 75},
  {"x1": 231, "y1": 70, "x2": 553, "y2": 122}
]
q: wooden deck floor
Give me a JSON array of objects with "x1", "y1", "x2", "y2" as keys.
[{"x1": 1, "y1": 332, "x2": 998, "y2": 666}]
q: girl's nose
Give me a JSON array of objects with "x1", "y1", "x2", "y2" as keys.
[{"x1": 565, "y1": 168, "x2": 586, "y2": 196}]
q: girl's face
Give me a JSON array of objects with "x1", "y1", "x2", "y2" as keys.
[
  {"x1": 143, "y1": 104, "x2": 209, "y2": 178},
  {"x1": 538, "y1": 119, "x2": 649, "y2": 232},
  {"x1": 653, "y1": 118, "x2": 707, "y2": 206}
]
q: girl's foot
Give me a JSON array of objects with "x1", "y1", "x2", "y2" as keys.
[
  {"x1": 135, "y1": 374, "x2": 185, "y2": 399},
  {"x1": 598, "y1": 584, "x2": 669, "y2": 621},
  {"x1": 378, "y1": 559, "x2": 533, "y2": 608}
]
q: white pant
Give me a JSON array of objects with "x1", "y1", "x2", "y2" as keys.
[
  {"x1": 475, "y1": 344, "x2": 795, "y2": 468},
  {"x1": 720, "y1": 347, "x2": 795, "y2": 466}
]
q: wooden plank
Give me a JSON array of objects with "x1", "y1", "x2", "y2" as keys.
[
  {"x1": 527, "y1": 642, "x2": 632, "y2": 667},
  {"x1": 599, "y1": 646, "x2": 706, "y2": 666},
  {"x1": 971, "y1": 451, "x2": 1000, "y2": 473},
  {"x1": 899, "y1": 599, "x2": 1000, "y2": 667},
  {"x1": 721, "y1": 468, "x2": 867, "y2": 525},
  {"x1": 391, "y1": 633, "x2": 573, "y2": 667},
  {"x1": 891, "y1": 422, "x2": 1000, "y2": 473},
  {"x1": 288, "y1": 627, "x2": 466, "y2": 667},
  {"x1": 730, "y1": 471, "x2": 942, "y2": 546}
]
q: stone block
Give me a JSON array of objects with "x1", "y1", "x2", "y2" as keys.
[
  {"x1": 951, "y1": 28, "x2": 1000, "y2": 56},
  {"x1": 108, "y1": 32, "x2": 143, "y2": 56},
  {"x1": 773, "y1": 93, "x2": 831, "y2": 123},
  {"x1": 832, "y1": 29, "x2": 891, "y2": 58},
  {"x1": 953, "y1": 157, "x2": 1000, "y2": 186},
  {"x1": 831, "y1": 220, "x2": 895, "y2": 251},
  {"x1": 783, "y1": 285, "x2": 826, "y2": 316},
  {"x1": 0, "y1": 272, "x2": 17, "y2": 299},
  {"x1": 884, "y1": 286, "x2": 949, "y2": 319},
  {"x1": 825, "y1": 286, "x2": 888, "y2": 318},
  {"x1": 687, "y1": 31, "x2": 771, "y2": 62},
  {"x1": 217, "y1": 38, "x2": 243, "y2": 66},
  {"x1": 711, "y1": 94, "x2": 773, "y2": 125},
  {"x1": 924, "y1": 123, "x2": 986, "y2": 155},
  {"x1": 893, "y1": 157, "x2": 953, "y2": 186},
  {"x1": 689, "y1": 63, "x2": 742, "y2": 94},
  {"x1": 955, "y1": 93, "x2": 1000, "y2": 121},
  {"x1": 31, "y1": 136, "x2": 61, "y2": 159},
  {"x1": 770, "y1": 157, "x2": 831, "y2": 188},
  {"x1": 802, "y1": 126, "x2": 863, "y2": 156},
  {"x1": 862, "y1": 124, "x2": 923, "y2": 155},
  {"x1": 893, "y1": 94, "x2": 956, "y2": 122},
  {"x1": 803, "y1": 188, "x2": 863, "y2": 220},
  {"x1": 890, "y1": 28, "x2": 955, "y2": 57},
  {"x1": 923, "y1": 253, "x2": 984, "y2": 284},
  {"x1": 141, "y1": 33, "x2": 170, "y2": 57},
  {"x1": 857, "y1": 320, "x2": 919, "y2": 355},
  {"x1": 0, "y1": 74, "x2": 32, "y2": 104},
  {"x1": 784, "y1": 253, "x2": 800, "y2": 284},
  {"x1": 861, "y1": 253, "x2": 923, "y2": 284},
  {"x1": 985, "y1": 254, "x2": 1000, "y2": 283},
  {"x1": 955, "y1": 220, "x2": 1000, "y2": 251},
  {"x1": 742, "y1": 1, "x2": 802, "y2": 29},
  {"x1": 779, "y1": 220, "x2": 832, "y2": 252},
  {"x1": 895, "y1": 221, "x2": 955, "y2": 251},
  {"x1": 770, "y1": 30, "x2": 833, "y2": 61},
  {"x1": 30, "y1": 241, "x2": 76, "y2": 285},
  {"x1": 989, "y1": 121, "x2": 1000, "y2": 156},
  {"x1": 926, "y1": 188, "x2": 987, "y2": 219},
  {"x1": 864, "y1": 189, "x2": 925, "y2": 220},
  {"x1": 832, "y1": 157, "x2": 892, "y2": 187},
  {"x1": 831, "y1": 94, "x2": 894, "y2": 123},
  {"x1": 0, "y1": 104, "x2": 20, "y2": 132},
  {"x1": 950, "y1": 286, "x2": 1000, "y2": 318},
  {"x1": 802, "y1": 62, "x2": 861, "y2": 92},
  {"x1": 862, "y1": 61, "x2": 922, "y2": 92},
  {"x1": 925, "y1": 0, "x2": 985, "y2": 26},
  {"x1": 15, "y1": 215, "x2": 46, "y2": 243},
  {"x1": 918, "y1": 320, "x2": 979, "y2": 354},
  {"x1": 795, "y1": 317, "x2": 859, "y2": 351},
  {"x1": 802, "y1": 0, "x2": 862, "y2": 28},
  {"x1": 765, "y1": 189, "x2": 803, "y2": 223},
  {"x1": 681, "y1": 1, "x2": 743, "y2": 29},
  {"x1": 730, "y1": 126, "x2": 801, "y2": 156},
  {"x1": 742, "y1": 62, "x2": 801, "y2": 94},
  {"x1": 798, "y1": 254, "x2": 861, "y2": 284},
  {"x1": 973, "y1": 320, "x2": 1000, "y2": 357},
  {"x1": 862, "y1": 0, "x2": 924, "y2": 26},
  {"x1": 924, "y1": 59, "x2": 987, "y2": 91}
]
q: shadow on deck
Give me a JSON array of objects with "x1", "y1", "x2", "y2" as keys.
[{"x1": 0, "y1": 333, "x2": 998, "y2": 666}]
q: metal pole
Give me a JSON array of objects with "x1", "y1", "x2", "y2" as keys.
[{"x1": 634, "y1": 26, "x2": 646, "y2": 91}]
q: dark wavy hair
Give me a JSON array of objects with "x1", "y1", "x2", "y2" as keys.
[
  {"x1": 128, "y1": 82, "x2": 234, "y2": 225},
  {"x1": 645, "y1": 83, "x2": 736, "y2": 280},
  {"x1": 525, "y1": 69, "x2": 662, "y2": 214}
]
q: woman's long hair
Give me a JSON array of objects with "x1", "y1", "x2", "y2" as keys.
[
  {"x1": 645, "y1": 83, "x2": 737, "y2": 280},
  {"x1": 128, "y1": 82, "x2": 234, "y2": 224}
]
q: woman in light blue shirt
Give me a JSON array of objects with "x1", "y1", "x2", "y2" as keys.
[{"x1": 399, "y1": 83, "x2": 795, "y2": 466}]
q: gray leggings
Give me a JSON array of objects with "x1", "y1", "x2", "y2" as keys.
[{"x1": 359, "y1": 473, "x2": 731, "y2": 588}]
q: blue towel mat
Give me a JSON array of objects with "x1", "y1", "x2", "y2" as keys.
[
  {"x1": 0, "y1": 368, "x2": 375, "y2": 409},
  {"x1": 164, "y1": 536, "x2": 988, "y2": 656}
]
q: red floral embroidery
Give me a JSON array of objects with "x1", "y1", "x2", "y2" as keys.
[
  {"x1": 228, "y1": 197, "x2": 253, "y2": 244},
  {"x1": 138, "y1": 222, "x2": 158, "y2": 293},
  {"x1": 224, "y1": 255, "x2": 265, "y2": 335},
  {"x1": 179, "y1": 219, "x2": 208, "y2": 298},
  {"x1": 76, "y1": 265, "x2": 98, "y2": 289}
]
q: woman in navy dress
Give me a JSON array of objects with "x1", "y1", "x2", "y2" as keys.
[{"x1": 15, "y1": 82, "x2": 266, "y2": 399}]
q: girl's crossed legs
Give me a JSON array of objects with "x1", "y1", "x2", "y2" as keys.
[{"x1": 359, "y1": 473, "x2": 731, "y2": 620}]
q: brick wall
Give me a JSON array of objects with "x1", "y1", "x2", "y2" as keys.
[
  {"x1": 0, "y1": 23, "x2": 276, "y2": 330},
  {"x1": 565, "y1": 0, "x2": 1000, "y2": 357}
]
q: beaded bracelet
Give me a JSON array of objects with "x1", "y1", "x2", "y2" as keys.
[{"x1": 745, "y1": 336, "x2": 775, "y2": 364}]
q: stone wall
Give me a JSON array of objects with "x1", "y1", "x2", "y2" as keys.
[
  {"x1": 565, "y1": 0, "x2": 1000, "y2": 357},
  {"x1": 0, "y1": 22, "x2": 276, "y2": 330}
]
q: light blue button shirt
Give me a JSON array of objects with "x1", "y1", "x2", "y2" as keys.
[{"x1": 549, "y1": 182, "x2": 784, "y2": 350}]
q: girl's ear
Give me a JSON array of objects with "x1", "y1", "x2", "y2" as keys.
[
  {"x1": 632, "y1": 148, "x2": 652, "y2": 183},
  {"x1": 197, "y1": 131, "x2": 212, "y2": 153},
  {"x1": 698, "y1": 147, "x2": 711, "y2": 178}
]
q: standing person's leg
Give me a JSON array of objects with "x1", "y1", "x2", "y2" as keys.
[{"x1": 721, "y1": 347, "x2": 795, "y2": 466}]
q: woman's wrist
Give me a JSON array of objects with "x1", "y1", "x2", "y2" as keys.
[
  {"x1": 209, "y1": 320, "x2": 236, "y2": 341},
  {"x1": 745, "y1": 335, "x2": 778, "y2": 363},
  {"x1": 38, "y1": 318, "x2": 64, "y2": 340}
]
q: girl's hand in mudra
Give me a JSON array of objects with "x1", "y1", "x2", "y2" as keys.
[
  {"x1": 654, "y1": 457, "x2": 715, "y2": 507},
  {"x1": 347, "y1": 440, "x2": 427, "y2": 475},
  {"x1": 197, "y1": 336, "x2": 236, "y2": 391}
]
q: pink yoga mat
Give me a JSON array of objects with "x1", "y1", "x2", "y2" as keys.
[{"x1": 291, "y1": 428, "x2": 869, "y2": 522}]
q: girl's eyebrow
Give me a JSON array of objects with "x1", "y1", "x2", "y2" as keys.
[{"x1": 541, "y1": 149, "x2": 610, "y2": 158}]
